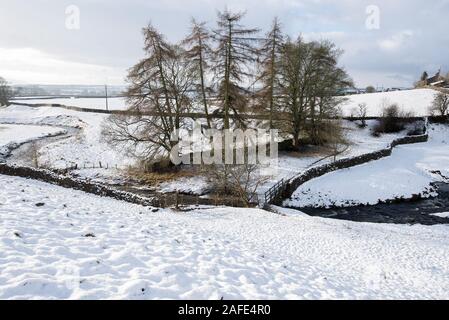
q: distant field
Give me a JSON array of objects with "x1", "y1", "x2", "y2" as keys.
[
  {"x1": 12, "y1": 97, "x2": 128, "y2": 111},
  {"x1": 14, "y1": 88, "x2": 440, "y2": 117},
  {"x1": 341, "y1": 88, "x2": 438, "y2": 117}
]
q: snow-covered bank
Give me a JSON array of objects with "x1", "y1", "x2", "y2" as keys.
[
  {"x1": 1, "y1": 175, "x2": 449, "y2": 299},
  {"x1": 0, "y1": 124, "x2": 66, "y2": 160},
  {"x1": 285, "y1": 124, "x2": 449, "y2": 208},
  {"x1": 0, "y1": 105, "x2": 134, "y2": 170},
  {"x1": 341, "y1": 89, "x2": 437, "y2": 117},
  {"x1": 257, "y1": 119, "x2": 408, "y2": 196},
  {"x1": 0, "y1": 124, "x2": 63, "y2": 147}
]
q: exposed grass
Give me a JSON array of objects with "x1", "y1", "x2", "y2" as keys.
[{"x1": 125, "y1": 166, "x2": 199, "y2": 185}]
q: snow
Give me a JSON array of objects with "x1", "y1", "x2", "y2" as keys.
[
  {"x1": 1, "y1": 104, "x2": 409, "y2": 195},
  {"x1": 0, "y1": 105, "x2": 135, "y2": 169},
  {"x1": 341, "y1": 89, "x2": 437, "y2": 117},
  {"x1": 12, "y1": 97, "x2": 128, "y2": 111},
  {"x1": 71, "y1": 168, "x2": 128, "y2": 185},
  {"x1": 431, "y1": 212, "x2": 449, "y2": 218},
  {"x1": 1, "y1": 175, "x2": 449, "y2": 299},
  {"x1": 285, "y1": 124, "x2": 449, "y2": 208},
  {"x1": 258, "y1": 119, "x2": 407, "y2": 196},
  {"x1": 11, "y1": 89, "x2": 438, "y2": 117},
  {"x1": 0, "y1": 124, "x2": 63, "y2": 148},
  {"x1": 0, "y1": 123, "x2": 65, "y2": 161},
  {"x1": 159, "y1": 176, "x2": 210, "y2": 195}
]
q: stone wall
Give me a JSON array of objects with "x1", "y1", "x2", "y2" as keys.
[
  {"x1": 0, "y1": 163, "x2": 255, "y2": 208},
  {"x1": 278, "y1": 132, "x2": 429, "y2": 205},
  {"x1": 0, "y1": 164, "x2": 159, "y2": 207}
]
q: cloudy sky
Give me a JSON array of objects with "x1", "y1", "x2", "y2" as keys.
[{"x1": 0, "y1": 0, "x2": 448, "y2": 87}]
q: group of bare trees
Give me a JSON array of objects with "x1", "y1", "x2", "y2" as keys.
[
  {"x1": 276, "y1": 38, "x2": 352, "y2": 147},
  {"x1": 0, "y1": 77, "x2": 12, "y2": 107},
  {"x1": 429, "y1": 91, "x2": 449, "y2": 116},
  {"x1": 103, "y1": 10, "x2": 352, "y2": 164}
]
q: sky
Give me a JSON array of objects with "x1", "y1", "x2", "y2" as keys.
[{"x1": 0, "y1": 0, "x2": 448, "y2": 88}]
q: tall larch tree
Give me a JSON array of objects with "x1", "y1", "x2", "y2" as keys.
[
  {"x1": 257, "y1": 17, "x2": 284, "y2": 128},
  {"x1": 183, "y1": 19, "x2": 213, "y2": 128},
  {"x1": 212, "y1": 10, "x2": 259, "y2": 129}
]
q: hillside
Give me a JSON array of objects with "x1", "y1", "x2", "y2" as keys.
[
  {"x1": 1, "y1": 175, "x2": 449, "y2": 299},
  {"x1": 341, "y1": 89, "x2": 438, "y2": 117}
]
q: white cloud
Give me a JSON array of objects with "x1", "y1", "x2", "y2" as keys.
[
  {"x1": 0, "y1": 47, "x2": 125, "y2": 85},
  {"x1": 302, "y1": 31, "x2": 346, "y2": 42},
  {"x1": 0, "y1": 0, "x2": 447, "y2": 88},
  {"x1": 378, "y1": 30, "x2": 414, "y2": 51}
]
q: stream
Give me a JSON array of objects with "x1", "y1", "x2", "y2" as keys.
[{"x1": 288, "y1": 182, "x2": 449, "y2": 225}]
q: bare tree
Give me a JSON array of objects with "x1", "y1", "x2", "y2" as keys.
[
  {"x1": 102, "y1": 24, "x2": 194, "y2": 165},
  {"x1": 278, "y1": 38, "x2": 351, "y2": 148},
  {"x1": 256, "y1": 17, "x2": 284, "y2": 128},
  {"x1": 358, "y1": 103, "x2": 368, "y2": 127},
  {"x1": 327, "y1": 119, "x2": 347, "y2": 162},
  {"x1": 307, "y1": 41, "x2": 352, "y2": 144},
  {"x1": 0, "y1": 77, "x2": 12, "y2": 107},
  {"x1": 212, "y1": 10, "x2": 259, "y2": 129},
  {"x1": 277, "y1": 37, "x2": 307, "y2": 148},
  {"x1": 429, "y1": 91, "x2": 449, "y2": 116},
  {"x1": 183, "y1": 19, "x2": 213, "y2": 128},
  {"x1": 205, "y1": 163, "x2": 266, "y2": 207}
]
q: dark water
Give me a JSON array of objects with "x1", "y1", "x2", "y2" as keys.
[{"x1": 287, "y1": 183, "x2": 449, "y2": 225}]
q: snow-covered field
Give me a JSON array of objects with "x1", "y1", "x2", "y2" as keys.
[
  {"x1": 2, "y1": 90, "x2": 449, "y2": 300},
  {"x1": 0, "y1": 124, "x2": 65, "y2": 160},
  {"x1": 0, "y1": 105, "x2": 134, "y2": 169},
  {"x1": 257, "y1": 119, "x2": 407, "y2": 196},
  {"x1": 0, "y1": 103, "x2": 413, "y2": 195},
  {"x1": 1, "y1": 175, "x2": 449, "y2": 299},
  {"x1": 285, "y1": 124, "x2": 449, "y2": 208},
  {"x1": 341, "y1": 89, "x2": 438, "y2": 117},
  {"x1": 0, "y1": 124, "x2": 63, "y2": 148},
  {"x1": 12, "y1": 89, "x2": 439, "y2": 117},
  {"x1": 12, "y1": 97, "x2": 128, "y2": 111}
]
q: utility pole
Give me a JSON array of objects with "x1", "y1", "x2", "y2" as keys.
[{"x1": 105, "y1": 84, "x2": 109, "y2": 111}]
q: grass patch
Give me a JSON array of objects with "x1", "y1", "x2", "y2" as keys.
[{"x1": 125, "y1": 166, "x2": 199, "y2": 185}]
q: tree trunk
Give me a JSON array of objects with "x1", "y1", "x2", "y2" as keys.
[
  {"x1": 223, "y1": 21, "x2": 232, "y2": 129},
  {"x1": 198, "y1": 37, "x2": 211, "y2": 128}
]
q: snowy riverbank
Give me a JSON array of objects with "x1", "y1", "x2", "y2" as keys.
[{"x1": 1, "y1": 175, "x2": 449, "y2": 299}]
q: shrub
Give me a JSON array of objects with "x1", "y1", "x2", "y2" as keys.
[
  {"x1": 372, "y1": 104, "x2": 410, "y2": 135},
  {"x1": 406, "y1": 121, "x2": 426, "y2": 136},
  {"x1": 204, "y1": 163, "x2": 266, "y2": 207}
]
